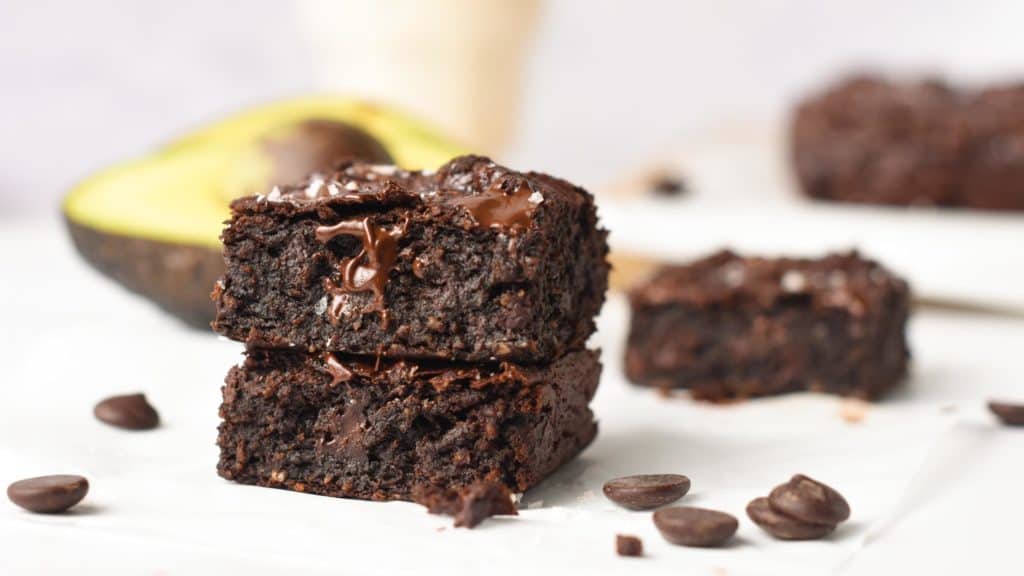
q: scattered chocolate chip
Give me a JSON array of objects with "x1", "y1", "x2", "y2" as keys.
[
  {"x1": 603, "y1": 474, "x2": 690, "y2": 510},
  {"x1": 7, "y1": 475, "x2": 89, "y2": 514},
  {"x1": 651, "y1": 174, "x2": 688, "y2": 197},
  {"x1": 988, "y1": 401, "x2": 1024, "y2": 427},
  {"x1": 652, "y1": 506, "x2": 738, "y2": 548},
  {"x1": 94, "y1": 393, "x2": 160, "y2": 430},
  {"x1": 746, "y1": 497, "x2": 835, "y2": 540},
  {"x1": 413, "y1": 481, "x2": 518, "y2": 529},
  {"x1": 768, "y1": 474, "x2": 850, "y2": 526},
  {"x1": 616, "y1": 534, "x2": 644, "y2": 557}
]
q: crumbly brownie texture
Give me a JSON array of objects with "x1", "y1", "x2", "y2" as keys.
[
  {"x1": 212, "y1": 155, "x2": 609, "y2": 364},
  {"x1": 412, "y1": 481, "x2": 518, "y2": 528},
  {"x1": 792, "y1": 75, "x2": 1024, "y2": 211},
  {"x1": 624, "y1": 251, "x2": 910, "y2": 401},
  {"x1": 217, "y1": 349, "x2": 600, "y2": 501}
]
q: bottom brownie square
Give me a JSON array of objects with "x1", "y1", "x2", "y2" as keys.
[
  {"x1": 217, "y1": 349, "x2": 600, "y2": 500},
  {"x1": 624, "y1": 251, "x2": 910, "y2": 401}
]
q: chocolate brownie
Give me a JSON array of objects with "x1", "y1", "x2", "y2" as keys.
[
  {"x1": 217, "y1": 349, "x2": 600, "y2": 500},
  {"x1": 791, "y1": 75, "x2": 1024, "y2": 211},
  {"x1": 212, "y1": 155, "x2": 609, "y2": 363},
  {"x1": 624, "y1": 251, "x2": 910, "y2": 401}
]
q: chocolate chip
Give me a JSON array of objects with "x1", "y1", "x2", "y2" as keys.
[
  {"x1": 746, "y1": 497, "x2": 836, "y2": 540},
  {"x1": 989, "y1": 401, "x2": 1024, "y2": 426},
  {"x1": 616, "y1": 534, "x2": 644, "y2": 557},
  {"x1": 602, "y1": 474, "x2": 690, "y2": 510},
  {"x1": 7, "y1": 475, "x2": 89, "y2": 514},
  {"x1": 94, "y1": 393, "x2": 160, "y2": 430},
  {"x1": 768, "y1": 474, "x2": 850, "y2": 526},
  {"x1": 652, "y1": 506, "x2": 738, "y2": 548}
]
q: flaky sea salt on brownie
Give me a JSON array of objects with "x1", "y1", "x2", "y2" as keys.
[
  {"x1": 217, "y1": 348, "x2": 601, "y2": 501},
  {"x1": 624, "y1": 251, "x2": 911, "y2": 401},
  {"x1": 212, "y1": 155, "x2": 609, "y2": 363}
]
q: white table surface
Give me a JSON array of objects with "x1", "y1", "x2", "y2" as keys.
[{"x1": 2, "y1": 215, "x2": 1023, "y2": 575}]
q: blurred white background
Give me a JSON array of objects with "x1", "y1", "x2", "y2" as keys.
[{"x1": 3, "y1": 0, "x2": 1024, "y2": 214}]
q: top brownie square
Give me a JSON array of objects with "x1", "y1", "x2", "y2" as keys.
[{"x1": 212, "y1": 155, "x2": 609, "y2": 363}]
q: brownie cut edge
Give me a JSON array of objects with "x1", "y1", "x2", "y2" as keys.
[{"x1": 217, "y1": 348, "x2": 601, "y2": 500}]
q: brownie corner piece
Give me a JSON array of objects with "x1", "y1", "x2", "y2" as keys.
[
  {"x1": 217, "y1": 348, "x2": 601, "y2": 501},
  {"x1": 211, "y1": 155, "x2": 609, "y2": 363},
  {"x1": 624, "y1": 250, "x2": 911, "y2": 401}
]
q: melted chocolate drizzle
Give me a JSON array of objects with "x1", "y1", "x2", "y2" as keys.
[
  {"x1": 316, "y1": 217, "x2": 408, "y2": 329},
  {"x1": 447, "y1": 175, "x2": 538, "y2": 231},
  {"x1": 323, "y1": 353, "x2": 354, "y2": 387}
]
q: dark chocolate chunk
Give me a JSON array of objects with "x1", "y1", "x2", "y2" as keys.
[
  {"x1": 602, "y1": 474, "x2": 690, "y2": 510},
  {"x1": 746, "y1": 497, "x2": 836, "y2": 540},
  {"x1": 652, "y1": 506, "x2": 738, "y2": 548},
  {"x1": 768, "y1": 474, "x2": 850, "y2": 526},
  {"x1": 989, "y1": 401, "x2": 1024, "y2": 426},
  {"x1": 94, "y1": 393, "x2": 160, "y2": 430},
  {"x1": 615, "y1": 534, "x2": 644, "y2": 557},
  {"x1": 414, "y1": 481, "x2": 518, "y2": 529},
  {"x1": 7, "y1": 475, "x2": 89, "y2": 514}
]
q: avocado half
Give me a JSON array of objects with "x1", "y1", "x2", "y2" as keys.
[{"x1": 63, "y1": 97, "x2": 466, "y2": 328}]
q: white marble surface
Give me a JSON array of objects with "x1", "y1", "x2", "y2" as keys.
[{"x1": 1, "y1": 216, "x2": 1022, "y2": 575}]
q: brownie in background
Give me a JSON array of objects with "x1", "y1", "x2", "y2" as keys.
[
  {"x1": 792, "y1": 75, "x2": 1024, "y2": 211},
  {"x1": 624, "y1": 251, "x2": 910, "y2": 401}
]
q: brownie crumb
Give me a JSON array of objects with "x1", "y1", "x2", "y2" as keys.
[
  {"x1": 414, "y1": 481, "x2": 518, "y2": 529},
  {"x1": 616, "y1": 534, "x2": 644, "y2": 557},
  {"x1": 839, "y1": 398, "x2": 869, "y2": 424}
]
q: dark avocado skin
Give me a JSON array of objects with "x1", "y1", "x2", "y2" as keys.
[{"x1": 65, "y1": 217, "x2": 223, "y2": 329}]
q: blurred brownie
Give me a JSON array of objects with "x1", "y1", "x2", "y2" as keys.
[
  {"x1": 791, "y1": 75, "x2": 1024, "y2": 211},
  {"x1": 212, "y1": 155, "x2": 609, "y2": 364},
  {"x1": 217, "y1": 349, "x2": 600, "y2": 501},
  {"x1": 624, "y1": 251, "x2": 910, "y2": 401}
]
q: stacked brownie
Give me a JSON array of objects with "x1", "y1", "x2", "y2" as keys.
[{"x1": 212, "y1": 155, "x2": 609, "y2": 500}]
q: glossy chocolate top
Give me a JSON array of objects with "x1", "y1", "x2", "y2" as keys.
[{"x1": 251, "y1": 155, "x2": 552, "y2": 234}]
